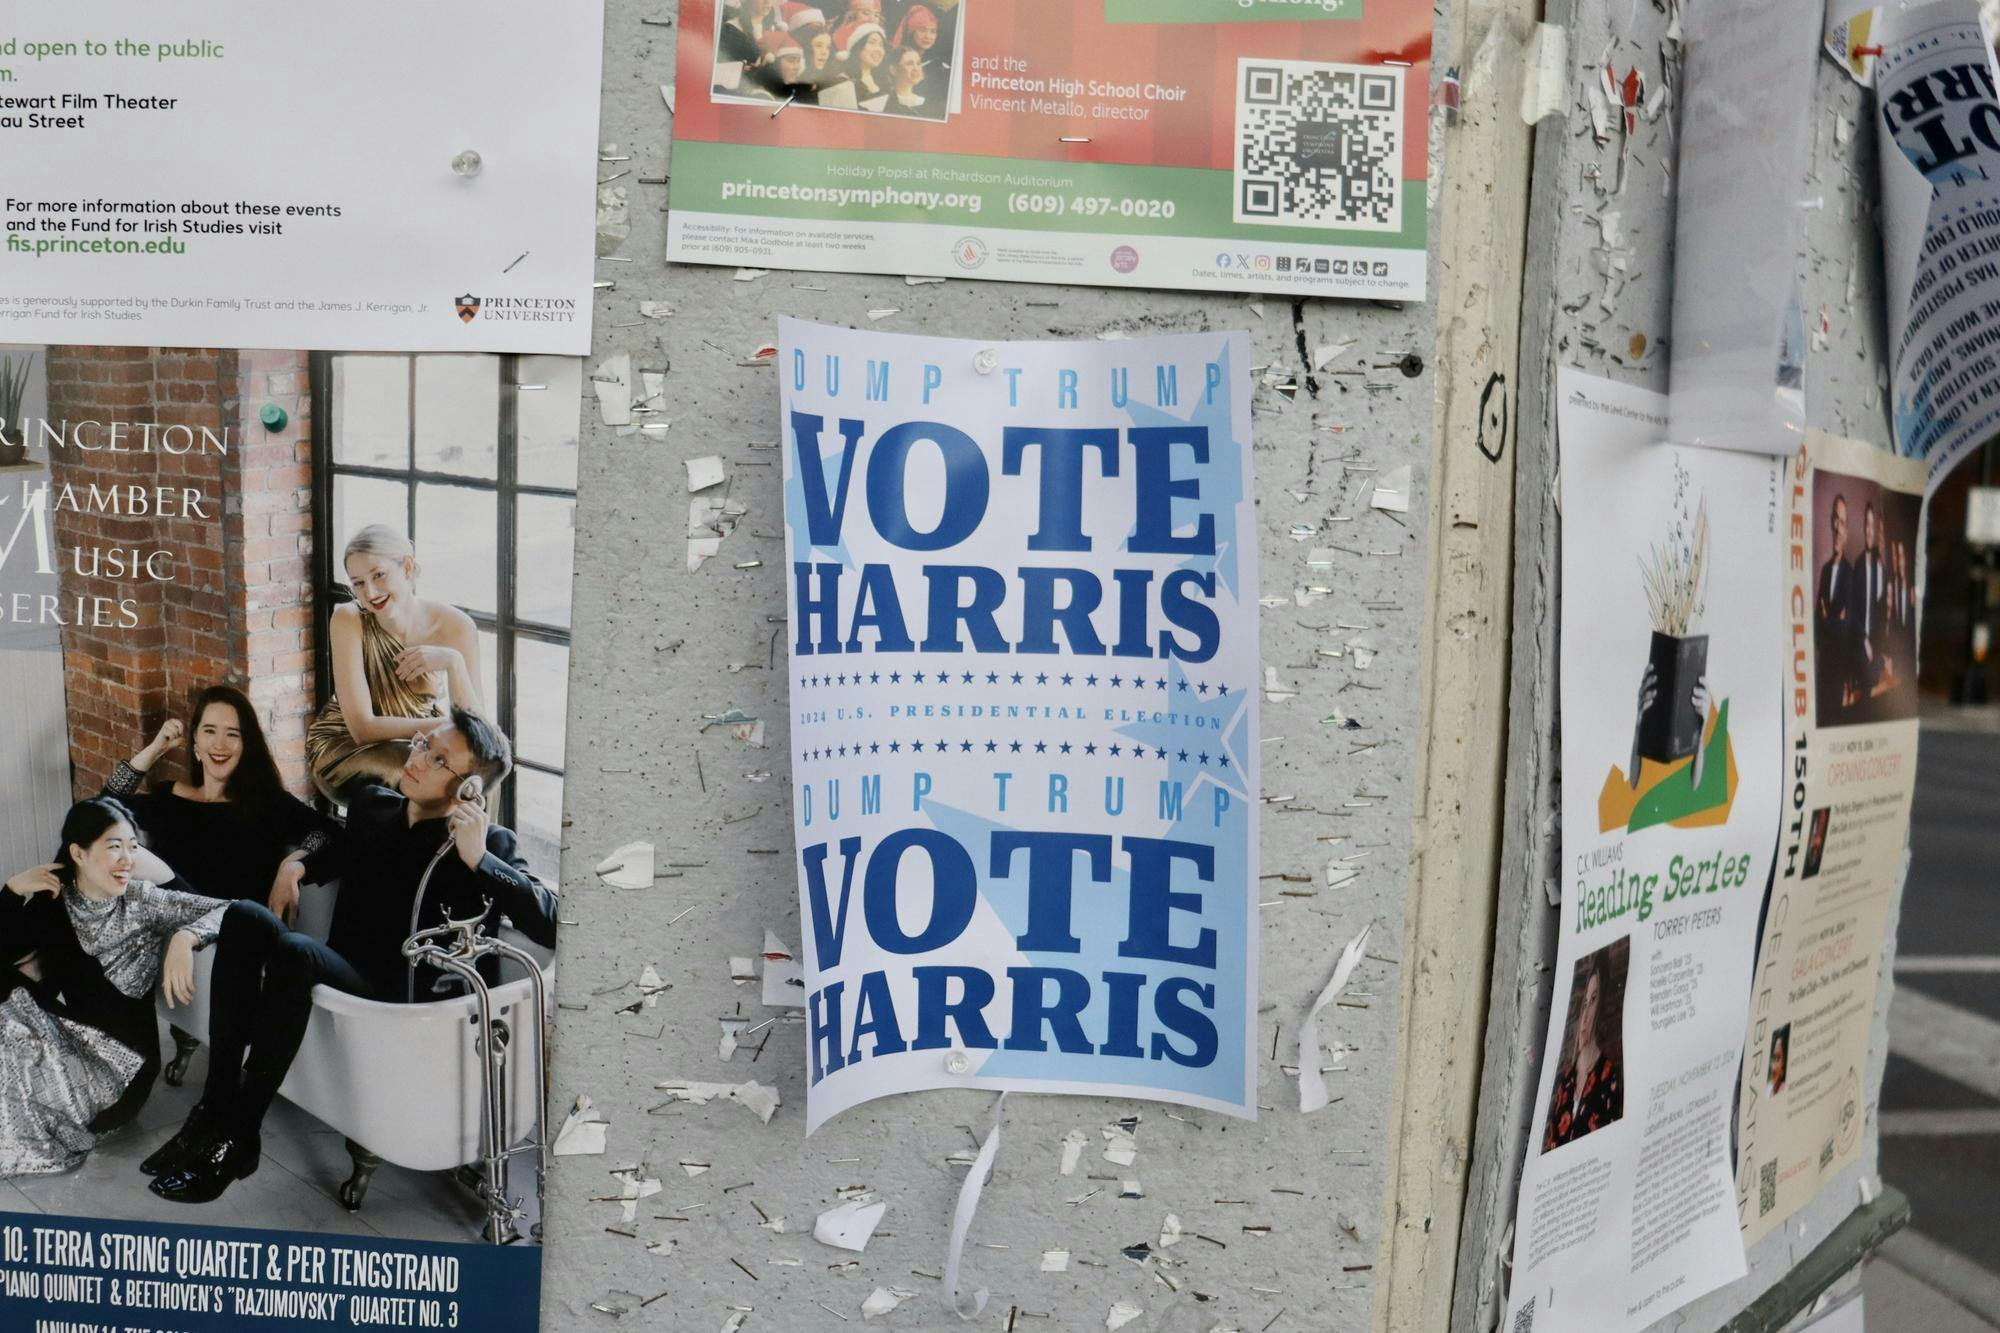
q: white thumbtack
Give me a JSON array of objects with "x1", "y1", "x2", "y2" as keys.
[
  {"x1": 451, "y1": 150, "x2": 483, "y2": 178},
  {"x1": 945, "y1": 1049, "x2": 971, "y2": 1074},
  {"x1": 973, "y1": 349, "x2": 999, "y2": 375}
]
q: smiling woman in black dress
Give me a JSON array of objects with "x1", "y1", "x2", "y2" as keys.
[{"x1": 103, "y1": 684, "x2": 335, "y2": 1082}]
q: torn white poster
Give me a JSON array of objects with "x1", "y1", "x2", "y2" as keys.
[
  {"x1": 1667, "y1": 0, "x2": 1822, "y2": 455},
  {"x1": 1506, "y1": 370, "x2": 1785, "y2": 1333},
  {"x1": 1870, "y1": 1, "x2": 2000, "y2": 494}
]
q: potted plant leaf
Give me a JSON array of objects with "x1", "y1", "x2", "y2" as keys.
[
  {"x1": 1635, "y1": 494, "x2": 1709, "y2": 771},
  {"x1": 0, "y1": 353, "x2": 33, "y2": 467}
]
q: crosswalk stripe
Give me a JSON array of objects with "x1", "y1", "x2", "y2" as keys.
[
  {"x1": 1880, "y1": 1109, "x2": 2000, "y2": 1137},
  {"x1": 1897, "y1": 956, "x2": 2000, "y2": 975},
  {"x1": 1889, "y1": 988, "x2": 2000, "y2": 1103}
]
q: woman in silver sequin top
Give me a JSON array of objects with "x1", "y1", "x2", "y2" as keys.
[{"x1": 0, "y1": 798, "x2": 225, "y2": 1177}]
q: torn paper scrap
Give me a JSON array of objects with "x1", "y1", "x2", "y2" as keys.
[
  {"x1": 861, "y1": 1287, "x2": 915, "y2": 1320},
  {"x1": 1264, "y1": 667, "x2": 1299, "y2": 703},
  {"x1": 1041, "y1": 1250, "x2": 1071, "y2": 1272},
  {"x1": 814, "y1": 1199, "x2": 888, "y2": 1252},
  {"x1": 761, "y1": 931, "x2": 806, "y2": 1008},
  {"x1": 1312, "y1": 339, "x2": 1356, "y2": 371},
  {"x1": 686, "y1": 455, "x2": 727, "y2": 492},
  {"x1": 687, "y1": 537, "x2": 722, "y2": 574},
  {"x1": 591, "y1": 353, "x2": 633, "y2": 427},
  {"x1": 552, "y1": 1095, "x2": 608, "y2": 1156},
  {"x1": 639, "y1": 964, "x2": 665, "y2": 1006},
  {"x1": 595, "y1": 841, "x2": 654, "y2": 889},
  {"x1": 1060, "y1": 1128, "x2": 1088, "y2": 1175},
  {"x1": 1107, "y1": 1300, "x2": 1144, "y2": 1331},
  {"x1": 729, "y1": 955, "x2": 757, "y2": 984},
  {"x1": 609, "y1": 1168, "x2": 662, "y2": 1224},
  {"x1": 1299, "y1": 923, "x2": 1373, "y2": 1113},
  {"x1": 596, "y1": 183, "x2": 631, "y2": 257},
  {"x1": 718, "y1": 1016, "x2": 747, "y2": 1061},
  {"x1": 1102, "y1": 1123, "x2": 1139, "y2": 1167},
  {"x1": 1370, "y1": 465, "x2": 1413, "y2": 513},
  {"x1": 654, "y1": 1079, "x2": 782, "y2": 1124},
  {"x1": 679, "y1": 1159, "x2": 711, "y2": 1177},
  {"x1": 721, "y1": 1313, "x2": 747, "y2": 1333},
  {"x1": 1159, "y1": 1213, "x2": 1184, "y2": 1248}
]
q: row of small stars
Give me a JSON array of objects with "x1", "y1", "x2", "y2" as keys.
[
  {"x1": 798, "y1": 737, "x2": 1232, "y2": 766},
  {"x1": 797, "y1": 669, "x2": 1234, "y2": 696}
]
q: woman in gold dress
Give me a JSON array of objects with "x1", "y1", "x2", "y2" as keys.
[{"x1": 305, "y1": 526, "x2": 484, "y2": 802}]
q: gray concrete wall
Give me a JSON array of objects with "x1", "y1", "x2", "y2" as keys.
[{"x1": 540, "y1": 4, "x2": 1449, "y2": 1329}]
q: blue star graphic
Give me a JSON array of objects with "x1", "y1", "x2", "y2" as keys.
[
  {"x1": 1110, "y1": 675, "x2": 1124, "y2": 687},
  {"x1": 1085, "y1": 674, "x2": 1099, "y2": 686},
  {"x1": 1197, "y1": 681, "x2": 1210, "y2": 695},
  {"x1": 1109, "y1": 744, "x2": 1123, "y2": 757},
  {"x1": 1155, "y1": 678, "x2": 1167, "y2": 690},
  {"x1": 1219, "y1": 755, "x2": 1230, "y2": 768},
  {"x1": 1130, "y1": 676, "x2": 1146, "y2": 691},
  {"x1": 1176, "y1": 749, "x2": 1189, "y2": 762},
  {"x1": 1010, "y1": 672, "x2": 1024, "y2": 685},
  {"x1": 1217, "y1": 683, "x2": 1229, "y2": 696},
  {"x1": 889, "y1": 671, "x2": 903, "y2": 684},
  {"x1": 913, "y1": 671, "x2": 927, "y2": 683},
  {"x1": 1009, "y1": 741, "x2": 1023, "y2": 753},
  {"x1": 985, "y1": 740, "x2": 998, "y2": 753},
  {"x1": 1035, "y1": 672, "x2": 1049, "y2": 685},
  {"x1": 1060, "y1": 673, "x2": 1074, "y2": 686},
  {"x1": 961, "y1": 672, "x2": 974, "y2": 684},
  {"x1": 959, "y1": 740, "x2": 973, "y2": 753},
  {"x1": 869, "y1": 672, "x2": 880, "y2": 684},
  {"x1": 934, "y1": 739, "x2": 949, "y2": 752},
  {"x1": 1177, "y1": 680, "x2": 1189, "y2": 692},
  {"x1": 1198, "y1": 751, "x2": 1209, "y2": 764},
  {"x1": 1083, "y1": 742, "x2": 1097, "y2": 755},
  {"x1": 869, "y1": 742, "x2": 880, "y2": 754},
  {"x1": 1034, "y1": 741, "x2": 1048, "y2": 753},
  {"x1": 889, "y1": 741, "x2": 902, "y2": 753},
  {"x1": 986, "y1": 672, "x2": 999, "y2": 684},
  {"x1": 1059, "y1": 741, "x2": 1073, "y2": 754},
  {"x1": 1154, "y1": 748, "x2": 1167, "y2": 759}
]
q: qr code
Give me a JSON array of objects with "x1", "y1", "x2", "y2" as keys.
[
  {"x1": 1759, "y1": 1158, "x2": 1779, "y2": 1216},
  {"x1": 1234, "y1": 59, "x2": 1404, "y2": 233},
  {"x1": 1512, "y1": 1295, "x2": 1536, "y2": 1333}
]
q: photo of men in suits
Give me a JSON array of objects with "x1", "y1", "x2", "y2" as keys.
[{"x1": 1814, "y1": 474, "x2": 1921, "y2": 728}]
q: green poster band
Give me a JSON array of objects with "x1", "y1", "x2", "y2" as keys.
[
  {"x1": 1626, "y1": 700, "x2": 1733, "y2": 834},
  {"x1": 1104, "y1": 0, "x2": 1361, "y2": 21},
  {"x1": 674, "y1": 141, "x2": 1425, "y2": 250}
]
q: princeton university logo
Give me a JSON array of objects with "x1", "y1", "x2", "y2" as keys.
[{"x1": 454, "y1": 293, "x2": 481, "y2": 324}]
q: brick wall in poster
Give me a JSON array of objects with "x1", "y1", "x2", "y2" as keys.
[{"x1": 44, "y1": 346, "x2": 317, "y2": 799}]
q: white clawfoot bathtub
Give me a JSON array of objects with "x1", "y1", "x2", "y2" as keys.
[{"x1": 163, "y1": 881, "x2": 551, "y2": 1207}]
